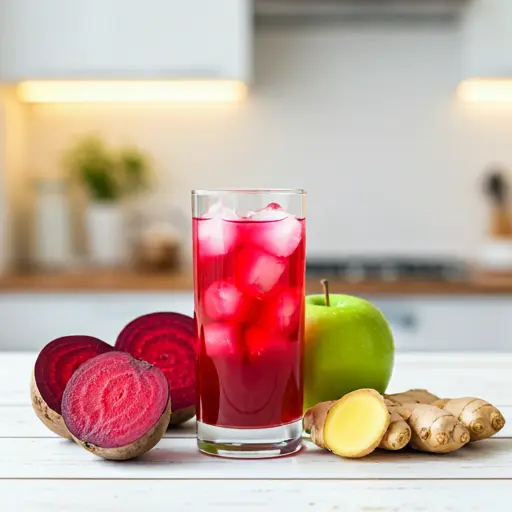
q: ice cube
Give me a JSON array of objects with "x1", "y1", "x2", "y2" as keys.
[
  {"x1": 248, "y1": 202, "x2": 288, "y2": 221},
  {"x1": 250, "y1": 214, "x2": 302, "y2": 258},
  {"x1": 197, "y1": 217, "x2": 237, "y2": 258},
  {"x1": 260, "y1": 289, "x2": 301, "y2": 334},
  {"x1": 236, "y1": 248, "x2": 286, "y2": 297},
  {"x1": 203, "y1": 323, "x2": 239, "y2": 358},
  {"x1": 204, "y1": 281, "x2": 247, "y2": 322},
  {"x1": 198, "y1": 202, "x2": 242, "y2": 257},
  {"x1": 245, "y1": 326, "x2": 289, "y2": 360},
  {"x1": 202, "y1": 202, "x2": 240, "y2": 221}
]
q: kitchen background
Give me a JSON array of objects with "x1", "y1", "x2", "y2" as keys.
[{"x1": 1, "y1": 0, "x2": 512, "y2": 351}]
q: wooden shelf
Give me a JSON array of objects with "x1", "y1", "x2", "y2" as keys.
[
  {"x1": 2, "y1": 269, "x2": 512, "y2": 295},
  {"x1": 0, "y1": 270, "x2": 194, "y2": 292}
]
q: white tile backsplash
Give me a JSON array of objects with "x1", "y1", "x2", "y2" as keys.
[{"x1": 16, "y1": 22, "x2": 512, "y2": 259}]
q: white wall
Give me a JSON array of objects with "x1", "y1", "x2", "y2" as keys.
[{"x1": 22, "y1": 22, "x2": 512, "y2": 260}]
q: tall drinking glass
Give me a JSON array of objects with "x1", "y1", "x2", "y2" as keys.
[{"x1": 192, "y1": 189, "x2": 306, "y2": 458}]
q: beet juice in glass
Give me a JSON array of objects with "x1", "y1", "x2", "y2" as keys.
[{"x1": 192, "y1": 189, "x2": 306, "y2": 458}]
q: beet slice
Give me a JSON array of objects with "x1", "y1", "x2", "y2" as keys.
[
  {"x1": 31, "y1": 335, "x2": 114, "y2": 438},
  {"x1": 115, "y1": 312, "x2": 196, "y2": 426},
  {"x1": 62, "y1": 351, "x2": 171, "y2": 460}
]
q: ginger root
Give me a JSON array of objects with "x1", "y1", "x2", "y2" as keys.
[
  {"x1": 386, "y1": 394, "x2": 471, "y2": 453},
  {"x1": 388, "y1": 389, "x2": 506, "y2": 442},
  {"x1": 386, "y1": 389, "x2": 439, "y2": 405},
  {"x1": 395, "y1": 403, "x2": 470, "y2": 453},
  {"x1": 433, "y1": 397, "x2": 506, "y2": 441},
  {"x1": 378, "y1": 399, "x2": 411, "y2": 451},
  {"x1": 304, "y1": 389, "x2": 390, "y2": 458},
  {"x1": 305, "y1": 388, "x2": 504, "y2": 458},
  {"x1": 303, "y1": 400, "x2": 335, "y2": 450}
]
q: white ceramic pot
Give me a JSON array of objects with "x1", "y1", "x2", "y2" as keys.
[{"x1": 85, "y1": 202, "x2": 126, "y2": 266}]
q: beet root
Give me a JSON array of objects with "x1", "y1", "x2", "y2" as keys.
[
  {"x1": 168, "y1": 405, "x2": 196, "y2": 427},
  {"x1": 30, "y1": 374, "x2": 71, "y2": 438},
  {"x1": 115, "y1": 312, "x2": 196, "y2": 426},
  {"x1": 62, "y1": 351, "x2": 171, "y2": 460},
  {"x1": 31, "y1": 335, "x2": 114, "y2": 438}
]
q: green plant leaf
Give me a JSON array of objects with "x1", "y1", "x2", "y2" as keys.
[
  {"x1": 118, "y1": 146, "x2": 151, "y2": 196},
  {"x1": 63, "y1": 134, "x2": 152, "y2": 202},
  {"x1": 63, "y1": 135, "x2": 118, "y2": 201}
]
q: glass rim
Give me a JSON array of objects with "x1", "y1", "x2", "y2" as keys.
[{"x1": 192, "y1": 188, "x2": 306, "y2": 196}]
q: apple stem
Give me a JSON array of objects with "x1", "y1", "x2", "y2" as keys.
[{"x1": 321, "y1": 279, "x2": 330, "y2": 307}]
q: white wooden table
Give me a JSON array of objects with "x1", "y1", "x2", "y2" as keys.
[{"x1": 1, "y1": 352, "x2": 511, "y2": 511}]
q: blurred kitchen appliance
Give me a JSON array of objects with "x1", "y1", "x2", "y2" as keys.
[{"x1": 306, "y1": 258, "x2": 469, "y2": 282}]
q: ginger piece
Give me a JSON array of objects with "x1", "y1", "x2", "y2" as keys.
[
  {"x1": 304, "y1": 396, "x2": 410, "y2": 452},
  {"x1": 386, "y1": 389, "x2": 440, "y2": 405},
  {"x1": 304, "y1": 389, "x2": 390, "y2": 458},
  {"x1": 378, "y1": 399, "x2": 411, "y2": 451},
  {"x1": 432, "y1": 397, "x2": 505, "y2": 441},
  {"x1": 303, "y1": 400, "x2": 336, "y2": 449},
  {"x1": 388, "y1": 389, "x2": 506, "y2": 443},
  {"x1": 393, "y1": 403, "x2": 470, "y2": 453}
]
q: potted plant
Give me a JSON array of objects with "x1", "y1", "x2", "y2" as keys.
[{"x1": 65, "y1": 135, "x2": 149, "y2": 266}]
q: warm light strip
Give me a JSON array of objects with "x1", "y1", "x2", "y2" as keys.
[
  {"x1": 16, "y1": 80, "x2": 247, "y2": 104},
  {"x1": 457, "y1": 79, "x2": 512, "y2": 103}
]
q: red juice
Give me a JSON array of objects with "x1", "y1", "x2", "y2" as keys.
[{"x1": 193, "y1": 213, "x2": 305, "y2": 429}]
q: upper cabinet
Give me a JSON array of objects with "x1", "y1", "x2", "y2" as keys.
[
  {"x1": 256, "y1": 0, "x2": 466, "y2": 19},
  {"x1": 462, "y1": 0, "x2": 512, "y2": 78},
  {"x1": 0, "y1": 0, "x2": 251, "y2": 82}
]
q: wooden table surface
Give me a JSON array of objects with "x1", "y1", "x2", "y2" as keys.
[{"x1": 1, "y1": 352, "x2": 511, "y2": 510}]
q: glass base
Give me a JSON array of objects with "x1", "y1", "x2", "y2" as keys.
[{"x1": 197, "y1": 419, "x2": 303, "y2": 459}]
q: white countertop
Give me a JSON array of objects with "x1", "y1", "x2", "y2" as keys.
[{"x1": 1, "y1": 352, "x2": 511, "y2": 511}]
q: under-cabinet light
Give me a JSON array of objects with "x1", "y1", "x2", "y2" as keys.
[
  {"x1": 16, "y1": 80, "x2": 247, "y2": 104},
  {"x1": 457, "y1": 79, "x2": 512, "y2": 103}
]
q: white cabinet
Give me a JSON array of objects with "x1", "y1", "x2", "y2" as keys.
[
  {"x1": 462, "y1": 0, "x2": 512, "y2": 78},
  {"x1": 374, "y1": 296, "x2": 512, "y2": 352},
  {"x1": 0, "y1": 292, "x2": 194, "y2": 350},
  {"x1": 0, "y1": 0, "x2": 251, "y2": 82},
  {"x1": 2, "y1": 292, "x2": 512, "y2": 352}
]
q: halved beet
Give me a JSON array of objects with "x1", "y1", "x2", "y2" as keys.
[
  {"x1": 62, "y1": 351, "x2": 170, "y2": 460},
  {"x1": 31, "y1": 335, "x2": 114, "y2": 438},
  {"x1": 115, "y1": 312, "x2": 196, "y2": 426}
]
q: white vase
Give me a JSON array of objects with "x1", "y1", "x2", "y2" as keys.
[{"x1": 85, "y1": 203, "x2": 126, "y2": 267}]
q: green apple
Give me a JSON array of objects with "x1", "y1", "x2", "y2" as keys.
[{"x1": 304, "y1": 289, "x2": 394, "y2": 412}]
